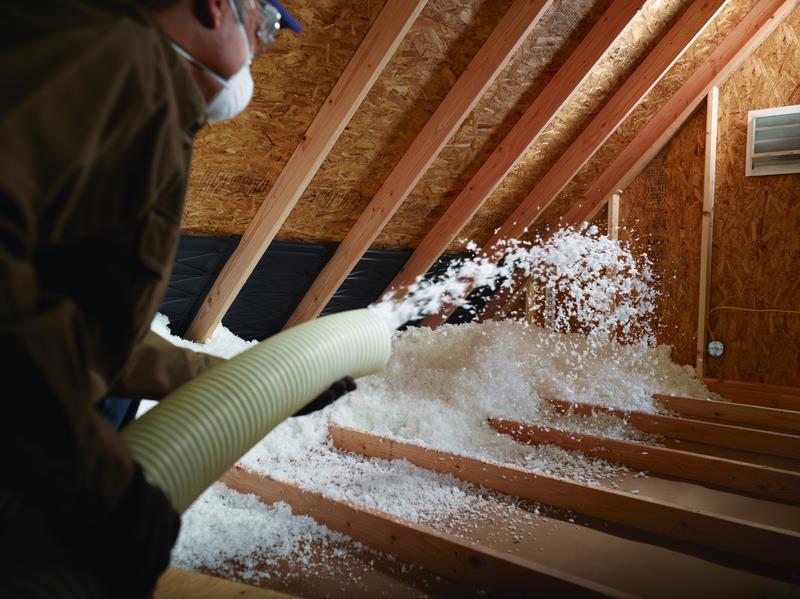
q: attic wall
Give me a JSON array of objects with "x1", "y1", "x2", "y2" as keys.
[{"x1": 619, "y1": 7, "x2": 800, "y2": 385}]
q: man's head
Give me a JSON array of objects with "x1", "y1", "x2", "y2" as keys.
[{"x1": 146, "y1": 0, "x2": 297, "y2": 119}]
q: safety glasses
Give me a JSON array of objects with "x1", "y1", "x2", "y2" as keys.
[{"x1": 236, "y1": 0, "x2": 301, "y2": 57}]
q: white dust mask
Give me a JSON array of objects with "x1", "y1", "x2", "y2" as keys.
[{"x1": 171, "y1": 0, "x2": 254, "y2": 123}]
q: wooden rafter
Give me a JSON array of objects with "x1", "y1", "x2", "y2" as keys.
[
  {"x1": 564, "y1": 0, "x2": 798, "y2": 225},
  {"x1": 381, "y1": 0, "x2": 647, "y2": 301},
  {"x1": 480, "y1": 0, "x2": 797, "y2": 323},
  {"x1": 421, "y1": 0, "x2": 727, "y2": 328},
  {"x1": 547, "y1": 398, "x2": 800, "y2": 459},
  {"x1": 282, "y1": 0, "x2": 555, "y2": 328},
  {"x1": 328, "y1": 424, "x2": 800, "y2": 573},
  {"x1": 184, "y1": 0, "x2": 428, "y2": 341},
  {"x1": 221, "y1": 467, "x2": 619, "y2": 597}
]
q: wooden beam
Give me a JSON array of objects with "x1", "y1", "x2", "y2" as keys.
[
  {"x1": 381, "y1": 0, "x2": 647, "y2": 300},
  {"x1": 155, "y1": 569, "x2": 295, "y2": 599},
  {"x1": 221, "y1": 468, "x2": 621, "y2": 598},
  {"x1": 479, "y1": 0, "x2": 797, "y2": 323},
  {"x1": 547, "y1": 398, "x2": 800, "y2": 460},
  {"x1": 564, "y1": 0, "x2": 798, "y2": 224},
  {"x1": 282, "y1": 0, "x2": 555, "y2": 328},
  {"x1": 328, "y1": 424, "x2": 800, "y2": 573},
  {"x1": 421, "y1": 0, "x2": 727, "y2": 327},
  {"x1": 184, "y1": 0, "x2": 427, "y2": 341},
  {"x1": 696, "y1": 87, "x2": 719, "y2": 377},
  {"x1": 489, "y1": 418, "x2": 800, "y2": 504},
  {"x1": 654, "y1": 393, "x2": 800, "y2": 434},
  {"x1": 704, "y1": 378, "x2": 800, "y2": 411},
  {"x1": 607, "y1": 192, "x2": 621, "y2": 241}
]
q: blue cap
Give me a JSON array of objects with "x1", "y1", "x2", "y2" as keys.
[{"x1": 268, "y1": 0, "x2": 303, "y2": 33}]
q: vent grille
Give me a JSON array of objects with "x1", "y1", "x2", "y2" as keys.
[{"x1": 746, "y1": 105, "x2": 800, "y2": 176}]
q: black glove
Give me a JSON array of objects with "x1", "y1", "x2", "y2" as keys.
[
  {"x1": 69, "y1": 463, "x2": 180, "y2": 598},
  {"x1": 294, "y1": 376, "x2": 356, "y2": 416}
]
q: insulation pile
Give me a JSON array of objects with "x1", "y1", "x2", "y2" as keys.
[{"x1": 161, "y1": 228, "x2": 715, "y2": 582}]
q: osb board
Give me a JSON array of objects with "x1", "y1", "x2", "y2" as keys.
[
  {"x1": 616, "y1": 7, "x2": 800, "y2": 383},
  {"x1": 618, "y1": 107, "x2": 706, "y2": 366},
  {"x1": 182, "y1": 0, "x2": 389, "y2": 235},
  {"x1": 705, "y1": 6, "x2": 800, "y2": 386},
  {"x1": 529, "y1": 0, "x2": 761, "y2": 238},
  {"x1": 281, "y1": 0, "x2": 606, "y2": 249},
  {"x1": 182, "y1": 0, "x2": 623, "y2": 244}
]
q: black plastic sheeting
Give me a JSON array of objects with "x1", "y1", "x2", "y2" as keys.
[{"x1": 160, "y1": 235, "x2": 467, "y2": 341}]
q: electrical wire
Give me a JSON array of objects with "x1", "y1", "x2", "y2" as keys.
[{"x1": 706, "y1": 305, "x2": 800, "y2": 341}]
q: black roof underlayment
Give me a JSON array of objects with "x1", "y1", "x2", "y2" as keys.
[{"x1": 160, "y1": 235, "x2": 476, "y2": 341}]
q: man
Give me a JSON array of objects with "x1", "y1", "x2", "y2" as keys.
[{"x1": 0, "y1": 1, "x2": 302, "y2": 596}]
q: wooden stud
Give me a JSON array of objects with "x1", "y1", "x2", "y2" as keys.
[
  {"x1": 489, "y1": 418, "x2": 800, "y2": 504},
  {"x1": 479, "y1": 0, "x2": 798, "y2": 322},
  {"x1": 564, "y1": 0, "x2": 797, "y2": 224},
  {"x1": 696, "y1": 87, "x2": 719, "y2": 377},
  {"x1": 328, "y1": 424, "x2": 800, "y2": 573},
  {"x1": 221, "y1": 467, "x2": 623, "y2": 598},
  {"x1": 546, "y1": 398, "x2": 800, "y2": 460},
  {"x1": 654, "y1": 393, "x2": 800, "y2": 434},
  {"x1": 184, "y1": 0, "x2": 428, "y2": 341},
  {"x1": 422, "y1": 0, "x2": 727, "y2": 328},
  {"x1": 607, "y1": 192, "x2": 621, "y2": 241},
  {"x1": 282, "y1": 0, "x2": 555, "y2": 328},
  {"x1": 381, "y1": 0, "x2": 648, "y2": 301}
]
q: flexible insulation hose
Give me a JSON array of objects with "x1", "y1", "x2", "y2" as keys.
[{"x1": 123, "y1": 309, "x2": 392, "y2": 512}]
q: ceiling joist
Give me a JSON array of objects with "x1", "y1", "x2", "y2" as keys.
[
  {"x1": 421, "y1": 0, "x2": 730, "y2": 328},
  {"x1": 184, "y1": 0, "x2": 428, "y2": 341},
  {"x1": 282, "y1": 0, "x2": 555, "y2": 328}
]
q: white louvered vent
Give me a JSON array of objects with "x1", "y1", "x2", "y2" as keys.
[{"x1": 746, "y1": 105, "x2": 800, "y2": 176}]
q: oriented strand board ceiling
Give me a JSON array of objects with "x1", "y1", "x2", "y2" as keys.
[{"x1": 182, "y1": 0, "x2": 766, "y2": 252}]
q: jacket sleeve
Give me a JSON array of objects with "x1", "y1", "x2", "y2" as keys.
[
  {"x1": 110, "y1": 330, "x2": 226, "y2": 399},
  {"x1": 0, "y1": 166, "x2": 135, "y2": 520}
]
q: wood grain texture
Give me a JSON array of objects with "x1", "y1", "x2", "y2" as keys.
[
  {"x1": 283, "y1": 0, "x2": 555, "y2": 326},
  {"x1": 422, "y1": 0, "x2": 727, "y2": 328},
  {"x1": 155, "y1": 569, "x2": 296, "y2": 599},
  {"x1": 489, "y1": 417, "x2": 800, "y2": 503},
  {"x1": 696, "y1": 86, "x2": 719, "y2": 376},
  {"x1": 547, "y1": 397, "x2": 800, "y2": 459},
  {"x1": 705, "y1": 378, "x2": 800, "y2": 410},
  {"x1": 184, "y1": 0, "x2": 427, "y2": 340},
  {"x1": 221, "y1": 467, "x2": 622, "y2": 598},
  {"x1": 381, "y1": 0, "x2": 646, "y2": 298},
  {"x1": 328, "y1": 424, "x2": 800, "y2": 573},
  {"x1": 655, "y1": 393, "x2": 800, "y2": 433}
]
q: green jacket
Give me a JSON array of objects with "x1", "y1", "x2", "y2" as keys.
[{"x1": 0, "y1": 0, "x2": 223, "y2": 523}]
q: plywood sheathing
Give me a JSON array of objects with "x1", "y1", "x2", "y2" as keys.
[
  {"x1": 182, "y1": 0, "x2": 610, "y2": 242},
  {"x1": 618, "y1": 6, "x2": 800, "y2": 384},
  {"x1": 286, "y1": 0, "x2": 606, "y2": 249},
  {"x1": 182, "y1": 0, "x2": 390, "y2": 236},
  {"x1": 707, "y1": 7, "x2": 800, "y2": 385},
  {"x1": 531, "y1": 0, "x2": 761, "y2": 239},
  {"x1": 618, "y1": 109, "x2": 706, "y2": 367}
]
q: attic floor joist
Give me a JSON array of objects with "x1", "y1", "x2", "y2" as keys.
[
  {"x1": 282, "y1": 0, "x2": 554, "y2": 328},
  {"x1": 184, "y1": 0, "x2": 427, "y2": 341},
  {"x1": 421, "y1": 0, "x2": 728, "y2": 328},
  {"x1": 546, "y1": 397, "x2": 800, "y2": 459},
  {"x1": 481, "y1": 0, "x2": 798, "y2": 321}
]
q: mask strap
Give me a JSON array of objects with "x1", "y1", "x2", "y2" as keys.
[{"x1": 171, "y1": 42, "x2": 230, "y2": 87}]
